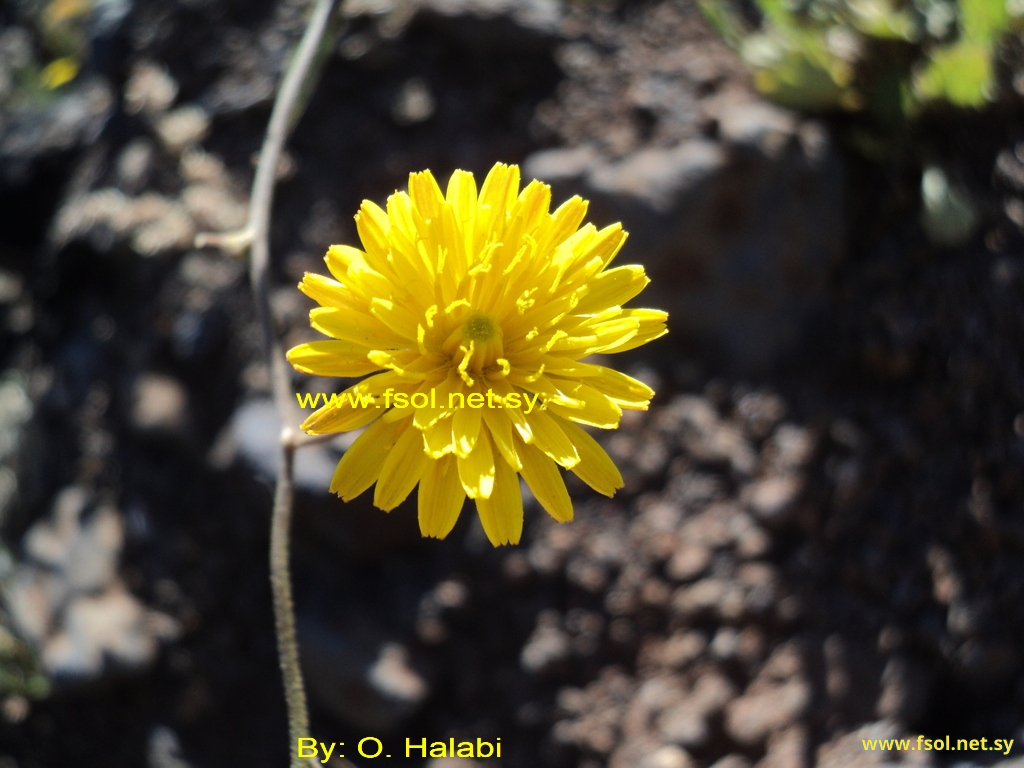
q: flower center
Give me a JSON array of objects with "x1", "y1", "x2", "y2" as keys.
[
  {"x1": 461, "y1": 311, "x2": 499, "y2": 343},
  {"x1": 441, "y1": 310, "x2": 505, "y2": 383}
]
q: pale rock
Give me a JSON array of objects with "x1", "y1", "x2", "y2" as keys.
[
  {"x1": 521, "y1": 611, "x2": 571, "y2": 673},
  {"x1": 64, "y1": 504, "x2": 123, "y2": 593},
  {"x1": 816, "y1": 721, "x2": 907, "y2": 768},
  {"x1": 642, "y1": 745, "x2": 694, "y2": 768},
  {"x1": 724, "y1": 679, "x2": 810, "y2": 745},
  {"x1": 124, "y1": 61, "x2": 179, "y2": 115},
  {"x1": 710, "y1": 756, "x2": 753, "y2": 768},
  {"x1": 743, "y1": 474, "x2": 803, "y2": 525},
  {"x1": 154, "y1": 106, "x2": 211, "y2": 154},
  {"x1": 666, "y1": 542, "x2": 712, "y2": 581},
  {"x1": 756, "y1": 725, "x2": 808, "y2": 768},
  {"x1": 181, "y1": 184, "x2": 247, "y2": 232},
  {"x1": 131, "y1": 204, "x2": 196, "y2": 255},
  {"x1": 5, "y1": 568, "x2": 66, "y2": 644},
  {"x1": 131, "y1": 374, "x2": 188, "y2": 432}
]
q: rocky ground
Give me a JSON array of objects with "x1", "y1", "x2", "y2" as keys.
[{"x1": 2, "y1": 0, "x2": 1024, "y2": 766}]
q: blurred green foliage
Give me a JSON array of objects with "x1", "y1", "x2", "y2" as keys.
[
  {"x1": 701, "y1": 0, "x2": 1022, "y2": 119},
  {"x1": 0, "y1": 547, "x2": 49, "y2": 703},
  {"x1": 2, "y1": 0, "x2": 90, "y2": 105}
]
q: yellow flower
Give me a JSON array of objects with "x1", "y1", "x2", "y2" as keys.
[{"x1": 287, "y1": 163, "x2": 667, "y2": 546}]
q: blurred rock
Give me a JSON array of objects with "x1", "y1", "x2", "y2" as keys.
[
  {"x1": 392, "y1": 77, "x2": 435, "y2": 125},
  {"x1": 131, "y1": 374, "x2": 188, "y2": 432},
  {"x1": 657, "y1": 672, "x2": 736, "y2": 748},
  {"x1": 53, "y1": 189, "x2": 196, "y2": 255},
  {"x1": 0, "y1": 78, "x2": 114, "y2": 184},
  {"x1": 736, "y1": 391, "x2": 786, "y2": 440},
  {"x1": 115, "y1": 138, "x2": 155, "y2": 192},
  {"x1": 725, "y1": 679, "x2": 810, "y2": 745},
  {"x1": 876, "y1": 654, "x2": 932, "y2": 723},
  {"x1": 300, "y1": 618, "x2": 428, "y2": 730},
  {"x1": 181, "y1": 184, "x2": 248, "y2": 232},
  {"x1": 521, "y1": 610, "x2": 570, "y2": 673},
  {"x1": 642, "y1": 745, "x2": 695, "y2": 768},
  {"x1": 920, "y1": 165, "x2": 977, "y2": 249},
  {"x1": 131, "y1": 205, "x2": 196, "y2": 255},
  {"x1": 0, "y1": 269, "x2": 24, "y2": 305},
  {"x1": 148, "y1": 726, "x2": 192, "y2": 768},
  {"x1": 742, "y1": 474, "x2": 802, "y2": 526},
  {"x1": 710, "y1": 757, "x2": 753, "y2": 768},
  {"x1": 756, "y1": 725, "x2": 808, "y2": 768},
  {"x1": 655, "y1": 631, "x2": 707, "y2": 669},
  {"x1": 124, "y1": 61, "x2": 179, "y2": 116},
  {"x1": 229, "y1": 399, "x2": 339, "y2": 491},
  {"x1": 179, "y1": 149, "x2": 229, "y2": 185},
  {"x1": 5, "y1": 486, "x2": 179, "y2": 682},
  {"x1": 42, "y1": 587, "x2": 180, "y2": 678},
  {"x1": 587, "y1": 140, "x2": 726, "y2": 213},
  {"x1": 665, "y1": 542, "x2": 711, "y2": 582},
  {"x1": 154, "y1": 106, "x2": 211, "y2": 155},
  {"x1": 656, "y1": 396, "x2": 756, "y2": 475},
  {"x1": 762, "y1": 425, "x2": 815, "y2": 475},
  {"x1": 816, "y1": 721, "x2": 906, "y2": 768},
  {"x1": 526, "y1": 99, "x2": 843, "y2": 373},
  {"x1": 717, "y1": 102, "x2": 796, "y2": 156}
]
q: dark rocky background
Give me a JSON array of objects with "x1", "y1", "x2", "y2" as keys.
[{"x1": 1, "y1": 0, "x2": 1024, "y2": 766}]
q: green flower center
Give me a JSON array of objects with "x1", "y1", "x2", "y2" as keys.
[{"x1": 462, "y1": 311, "x2": 499, "y2": 343}]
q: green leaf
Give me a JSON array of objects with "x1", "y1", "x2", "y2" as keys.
[
  {"x1": 959, "y1": 0, "x2": 1009, "y2": 43},
  {"x1": 912, "y1": 41, "x2": 994, "y2": 106},
  {"x1": 845, "y1": 0, "x2": 919, "y2": 40}
]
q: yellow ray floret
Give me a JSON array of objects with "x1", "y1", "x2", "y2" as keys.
[{"x1": 287, "y1": 163, "x2": 667, "y2": 546}]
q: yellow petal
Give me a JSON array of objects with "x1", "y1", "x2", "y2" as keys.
[
  {"x1": 481, "y1": 407, "x2": 521, "y2": 471},
  {"x1": 408, "y1": 170, "x2": 445, "y2": 220},
  {"x1": 423, "y1": 415, "x2": 455, "y2": 458},
  {"x1": 370, "y1": 297, "x2": 421, "y2": 341},
  {"x1": 524, "y1": 409, "x2": 580, "y2": 468},
  {"x1": 477, "y1": 163, "x2": 519, "y2": 239},
  {"x1": 457, "y1": 428, "x2": 496, "y2": 499},
  {"x1": 547, "y1": 382, "x2": 623, "y2": 429},
  {"x1": 556, "y1": 417, "x2": 624, "y2": 497},
  {"x1": 474, "y1": 453, "x2": 523, "y2": 546},
  {"x1": 329, "y1": 417, "x2": 403, "y2": 500},
  {"x1": 588, "y1": 224, "x2": 627, "y2": 268},
  {"x1": 487, "y1": 378, "x2": 532, "y2": 442},
  {"x1": 516, "y1": 435, "x2": 573, "y2": 522},
  {"x1": 574, "y1": 265, "x2": 649, "y2": 315},
  {"x1": 300, "y1": 392, "x2": 383, "y2": 435},
  {"x1": 535, "y1": 195, "x2": 588, "y2": 256},
  {"x1": 587, "y1": 367, "x2": 654, "y2": 408},
  {"x1": 355, "y1": 200, "x2": 391, "y2": 265},
  {"x1": 325, "y1": 244, "x2": 368, "y2": 279},
  {"x1": 453, "y1": 403, "x2": 481, "y2": 458},
  {"x1": 345, "y1": 260, "x2": 395, "y2": 301},
  {"x1": 418, "y1": 454, "x2": 465, "y2": 539},
  {"x1": 446, "y1": 170, "x2": 477, "y2": 261},
  {"x1": 373, "y1": 420, "x2": 429, "y2": 511},
  {"x1": 286, "y1": 340, "x2": 381, "y2": 377},
  {"x1": 598, "y1": 309, "x2": 668, "y2": 353},
  {"x1": 309, "y1": 307, "x2": 407, "y2": 348},
  {"x1": 298, "y1": 272, "x2": 364, "y2": 312},
  {"x1": 413, "y1": 368, "x2": 462, "y2": 430}
]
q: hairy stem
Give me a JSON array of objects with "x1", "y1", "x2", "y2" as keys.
[{"x1": 233, "y1": 0, "x2": 352, "y2": 765}]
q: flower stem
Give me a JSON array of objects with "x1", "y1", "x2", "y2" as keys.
[
  {"x1": 268, "y1": 440, "x2": 311, "y2": 768},
  {"x1": 210, "y1": 0, "x2": 351, "y2": 763}
]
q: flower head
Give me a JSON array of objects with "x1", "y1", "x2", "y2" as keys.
[{"x1": 287, "y1": 163, "x2": 667, "y2": 546}]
